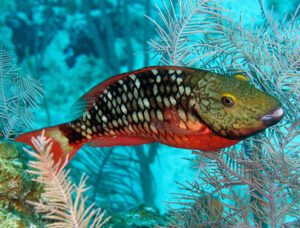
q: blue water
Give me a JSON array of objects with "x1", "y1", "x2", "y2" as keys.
[{"x1": 0, "y1": 0, "x2": 298, "y2": 226}]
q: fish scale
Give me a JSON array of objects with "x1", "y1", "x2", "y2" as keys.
[{"x1": 68, "y1": 68, "x2": 195, "y2": 143}]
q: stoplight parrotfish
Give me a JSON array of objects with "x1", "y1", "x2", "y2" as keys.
[{"x1": 15, "y1": 66, "x2": 284, "y2": 165}]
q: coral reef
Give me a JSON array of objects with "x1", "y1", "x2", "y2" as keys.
[
  {"x1": 0, "y1": 141, "x2": 44, "y2": 227},
  {"x1": 0, "y1": 0, "x2": 298, "y2": 226},
  {"x1": 0, "y1": 137, "x2": 111, "y2": 227}
]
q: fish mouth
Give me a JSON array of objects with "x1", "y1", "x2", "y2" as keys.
[
  {"x1": 259, "y1": 107, "x2": 284, "y2": 127},
  {"x1": 193, "y1": 107, "x2": 284, "y2": 140}
]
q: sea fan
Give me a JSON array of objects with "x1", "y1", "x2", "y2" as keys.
[
  {"x1": 148, "y1": 0, "x2": 299, "y2": 226},
  {"x1": 0, "y1": 46, "x2": 43, "y2": 138},
  {"x1": 24, "y1": 131, "x2": 111, "y2": 228}
]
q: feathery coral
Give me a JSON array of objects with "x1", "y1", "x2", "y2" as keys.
[
  {"x1": 148, "y1": 0, "x2": 299, "y2": 226},
  {"x1": 0, "y1": 46, "x2": 43, "y2": 138},
  {"x1": 24, "y1": 131, "x2": 111, "y2": 228},
  {"x1": 170, "y1": 128, "x2": 299, "y2": 226}
]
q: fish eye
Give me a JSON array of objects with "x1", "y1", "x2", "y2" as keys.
[{"x1": 221, "y1": 95, "x2": 235, "y2": 107}]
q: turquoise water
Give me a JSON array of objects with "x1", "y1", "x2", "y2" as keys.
[{"x1": 0, "y1": 0, "x2": 299, "y2": 227}]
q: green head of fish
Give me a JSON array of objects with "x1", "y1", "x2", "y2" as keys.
[{"x1": 192, "y1": 71, "x2": 284, "y2": 139}]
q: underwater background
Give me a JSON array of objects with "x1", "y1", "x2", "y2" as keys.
[{"x1": 0, "y1": 0, "x2": 299, "y2": 227}]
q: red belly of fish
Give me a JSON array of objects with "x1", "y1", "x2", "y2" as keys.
[
  {"x1": 87, "y1": 130, "x2": 239, "y2": 151},
  {"x1": 163, "y1": 133, "x2": 239, "y2": 151}
]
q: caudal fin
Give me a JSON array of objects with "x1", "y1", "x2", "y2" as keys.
[{"x1": 15, "y1": 124, "x2": 84, "y2": 166}]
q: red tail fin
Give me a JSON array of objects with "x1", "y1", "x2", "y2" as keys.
[{"x1": 15, "y1": 125, "x2": 84, "y2": 166}]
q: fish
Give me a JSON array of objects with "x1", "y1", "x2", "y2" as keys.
[{"x1": 15, "y1": 66, "x2": 284, "y2": 164}]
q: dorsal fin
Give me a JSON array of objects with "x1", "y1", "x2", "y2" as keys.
[{"x1": 72, "y1": 66, "x2": 194, "y2": 116}]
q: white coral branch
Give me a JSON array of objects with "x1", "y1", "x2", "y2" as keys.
[
  {"x1": 24, "y1": 131, "x2": 111, "y2": 228},
  {"x1": 0, "y1": 46, "x2": 43, "y2": 138}
]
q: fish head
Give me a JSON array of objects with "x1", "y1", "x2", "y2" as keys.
[{"x1": 193, "y1": 72, "x2": 284, "y2": 139}]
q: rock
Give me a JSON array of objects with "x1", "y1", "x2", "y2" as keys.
[
  {"x1": 0, "y1": 142, "x2": 19, "y2": 159},
  {"x1": 109, "y1": 204, "x2": 168, "y2": 228},
  {"x1": 0, "y1": 141, "x2": 44, "y2": 226}
]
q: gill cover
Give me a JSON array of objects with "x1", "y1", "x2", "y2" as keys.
[{"x1": 193, "y1": 72, "x2": 283, "y2": 139}]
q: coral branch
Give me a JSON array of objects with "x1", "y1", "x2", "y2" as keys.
[{"x1": 24, "y1": 131, "x2": 111, "y2": 227}]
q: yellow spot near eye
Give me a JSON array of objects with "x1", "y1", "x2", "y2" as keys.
[{"x1": 235, "y1": 74, "x2": 248, "y2": 81}]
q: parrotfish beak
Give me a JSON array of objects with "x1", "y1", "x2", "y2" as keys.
[
  {"x1": 260, "y1": 107, "x2": 284, "y2": 127},
  {"x1": 227, "y1": 107, "x2": 284, "y2": 140}
]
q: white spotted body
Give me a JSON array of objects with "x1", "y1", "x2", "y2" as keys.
[{"x1": 67, "y1": 66, "x2": 210, "y2": 148}]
